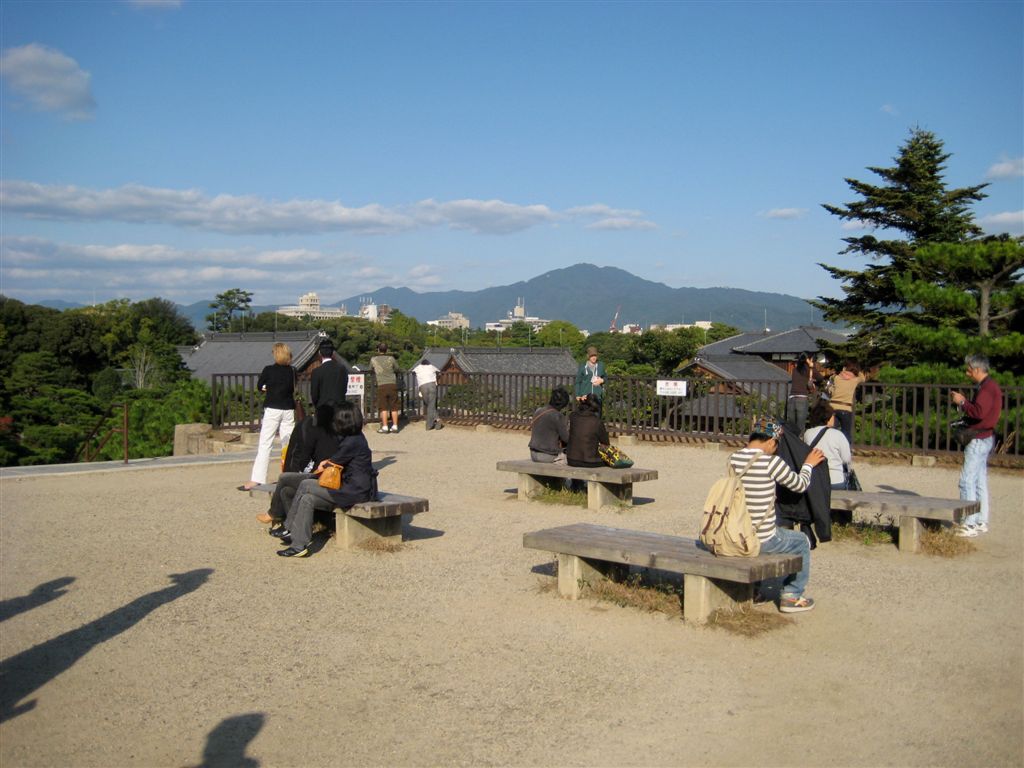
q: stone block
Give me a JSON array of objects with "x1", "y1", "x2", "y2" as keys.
[
  {"x1": 911, "y1": 455, "x2": 937, "y2": 468},
  {"x1": 174, "y1": 423, "x2": 211, "y2": 456}
]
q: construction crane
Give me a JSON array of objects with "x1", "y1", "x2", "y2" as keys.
[{"x1": 609, "y1": 305, "x2": 621, "y2": 333}]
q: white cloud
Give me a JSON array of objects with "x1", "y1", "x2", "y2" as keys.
[
  {"x1": 880, "y1": 104, "x2": 899, "y2": 116},
  {"x1": 980, "y1": 210, "x2": 1024, "y2": 235},
  {"x1": 761, "y1": 208, "x2": 807, "y2": 220},
  {"x1": 0, "y1": 44, "x2": 96, "y2": 120},
  {"x1": 566, "y1": 203, "x2": 656, "y2": 231},
  {"x1": 841, "y1": 219, "x2": 871, "y2": 231},
  {"x1": 986, "y1": 157, "x2": 1024, "y2": 180},
  {"x1": 2, "y1": 181, "x2": 610, "y2": 236}
]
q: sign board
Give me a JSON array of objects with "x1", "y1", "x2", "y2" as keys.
[
  {"x1": 346, "y1": 373, "x2": 365, "y2": 396},
  {"x1": 656, "y1": 379, "x2": 688, "y2": 397}
]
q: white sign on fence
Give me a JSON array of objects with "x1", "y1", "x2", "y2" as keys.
[
  {"x1": 656, "y1": 379, "x2": 688, "y2": 397},
  {"x1": 346, "y1": 373, "x2": 365, "y2": 395}
]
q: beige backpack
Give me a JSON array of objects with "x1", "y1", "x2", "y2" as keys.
[{"x1": 699, "y1": 454, "x2": 761, "y2": 557}]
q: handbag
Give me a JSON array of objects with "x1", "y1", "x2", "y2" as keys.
[
  {"x1": 844, "y1": 465, "x2": 862, "y2": 492},
  {"x1": 598, "y1": 443, "x2": 634, "y2": 469},
  {"x1": 950, "y1": 418, "x2": 979, "y2": 447},
  {"x1": 317, "y1": 461, "x2": 343, "y2": 490}
]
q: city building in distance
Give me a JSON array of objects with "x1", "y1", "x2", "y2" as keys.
[
  {"x1": 277, "y1": 292, "x2": 348, "y2": 320},
  {"x1": 485, "y1": 298, "x2": 551, "y2": 333},
  {"x1": 427, "y1": 311, "x2": 471, "y2": 330}
]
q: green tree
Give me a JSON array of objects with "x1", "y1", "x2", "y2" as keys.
[
  {"x1": 535, "y1": 320, "x2": 584, "y2": 351},
  {"x1": 816, "y1": 128, "x2": 989, "y2": 363},
  {"x1": 206, "y1": 288, "x2": 254, "y2": 332},
  {"x1": 887, "y1": 239, "x2": 1024, "y2": 371}
]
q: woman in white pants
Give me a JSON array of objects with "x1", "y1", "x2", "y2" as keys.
[{"x1": 239, "y1": 342, "x2": 296, "y2": 491}]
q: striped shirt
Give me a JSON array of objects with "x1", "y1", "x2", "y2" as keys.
[{"x1": 729, "y1": 448, "x2": 813, "y2": 541}]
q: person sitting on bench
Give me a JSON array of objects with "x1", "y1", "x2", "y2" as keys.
[
  {"x1": 256, "y1": 403, "x2": 339, "y2": 531},
  {"x1": 730, "y1": 417, "x2": 825, "y2": 613},
  {"x1": 272, "y1": 401, "x2": 377, "y2": 558},
  {"x1": 529, "y1": 386, "x2": 570, "y2": 464},
  {"x1": 566, "y1": 394, "x2": 608, "y2": 469}
]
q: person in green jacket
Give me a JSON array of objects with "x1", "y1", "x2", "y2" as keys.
[{"x1": 574, "y1": 346, "x2": 607, "y2": 413}]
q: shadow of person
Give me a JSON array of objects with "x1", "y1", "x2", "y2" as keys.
[
  {"x1": 190, "y1": 712, "x2": 265, "y2": 768},
  {"x1": 0, "y1": 577, "x2": 76, "y2": 623},
  {"x1": 0, "y1": 568, "x2": 213, "y2": 723},
  {"x1": 373, "y1": 456, "x2": 398, "y2": 471}
]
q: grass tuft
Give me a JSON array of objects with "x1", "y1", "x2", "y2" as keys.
[
  {"x1": 706, "y1": 605, "x2": 793, "y2": 636},
  {"x1": 831, "y1": 521, "x2": 895, "y2": 546},
  {"x1": 583, "y1": 573, "x2": 683, "y2": 617},
  {"x1": 356, "y1": 538, "x2": 405, "y2": 553},
  {"x1": 919, "y1": 526, "x2": 976, "y2": 557},
  {"x1": 530, "y1": 486, "x2": 588, "y2": 507}
]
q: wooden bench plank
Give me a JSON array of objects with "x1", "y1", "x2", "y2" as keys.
[
  {"x1": 830, "y1": 490, "x2": 979, "y2": 554},
  {"x1": 497, "y1": 460, "x2": 657, "y2": 511},
  {"x1": 333, "y1": 493, "x2": 428, "y2": 551},
  {"x1": 524, "y1": 523, "x2": 801, "y2": 622},
  {"x1": 496, "y1": 460, "x2": 658, "y2": 484}
]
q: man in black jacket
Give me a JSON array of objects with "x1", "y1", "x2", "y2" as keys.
[{"x1": 310, "y1": 340, "x2": 348, "y2": 408}]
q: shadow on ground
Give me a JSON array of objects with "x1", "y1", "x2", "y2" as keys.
[
  {"x1": 189, "y1": 712, "x2": 265, "y2": 768},
  {"x1": 0, "y1": 577, "x2": 76, "y2": 624},
  {"x1": 0, "y1": 568, "x2": 213, "y2": 723}
]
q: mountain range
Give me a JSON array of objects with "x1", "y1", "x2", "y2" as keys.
[{"x1": 51, "y1": 263, "x2": 831, "y2": 332}]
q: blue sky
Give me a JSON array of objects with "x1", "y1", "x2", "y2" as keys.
[{"x1": 1, "y1": 0, "x2": 1022, "y2": 313}]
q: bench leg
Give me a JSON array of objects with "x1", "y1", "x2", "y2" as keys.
[
  {"x1": 682, "y1": 574, "x2": 753, "y2": 623},
  {"x1": 587, "y1": 481, "x2": 633, "y2": 510},
  {"x1": 517, "y1": 473, "x2": 545, "y2": 502},
  {"x1": 898, "y1": 516, "x2": 923, "y2": 554},
  {"x1": 335, "y1": 511, "x2": 404, "y2": 550},
  {"x1": 556, "y1": 554, "x2": 626, "y2": 599}
]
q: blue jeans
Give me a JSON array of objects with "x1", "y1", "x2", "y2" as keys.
[
  {"x1": 959, "y1": 435, "x2": 994, "y2": 527},
  {"x1": 759, "y1": 528, "x2": 811, "y2": 598}
]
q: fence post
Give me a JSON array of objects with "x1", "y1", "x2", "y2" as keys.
[
  {"x1": 122, "y1": 402, "x2": 129, "y2": 464},
  {"x1": 922, "y1": 384, "x2": 931, "y2": 453}
]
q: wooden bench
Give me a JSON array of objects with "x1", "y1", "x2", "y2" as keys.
[
  {"x1": 523, "y1": 523, "x2": 802, "y2": 623},
  {"x1": 250, "y1": 485, "x2": 428, "y2": 551},
  {"x1": 830, "y1": 490, "x2": 979, "y2": 554},
  {"x1": 335, "y1": 492, "x2": 428, "y2": 550},
  {"x1": 496, "y1": 459, "x2": 658, "y2": 510}
]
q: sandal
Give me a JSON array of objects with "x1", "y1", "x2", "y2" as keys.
[{"x1": 255, "y1": 512, "x2": 273, "y2": 524}]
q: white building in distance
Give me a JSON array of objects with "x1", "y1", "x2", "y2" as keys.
[
  {"x1": 358, "y1": 300, "x2": 393, "y2": 324},
  {"x1": 648, "y1": 321, "x2": 714, "y2": 332},
  {"x1": 277, "y1": 292, "x2": 348, "y2": 320},
  {"x1": 485, "y1": 298, "x2": 551, "y2": 333},
  {"x1": 427, "y1": 311, "x2": 470, "y2": 330}
]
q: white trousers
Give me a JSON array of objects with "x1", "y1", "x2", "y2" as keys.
[{"x1": 249, "y1": 407, "x2": 296, "y2": 484}]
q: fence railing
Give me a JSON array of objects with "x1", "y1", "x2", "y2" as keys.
[
  {"x1": 76, "y1": 402, "x2": 130, "y2": 463},
  {"x1": 211, "y1": 372, "x2": 1023, "y2": 458}
]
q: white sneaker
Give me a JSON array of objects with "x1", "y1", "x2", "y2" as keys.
[
  {"x1": 974, "y1": 523, "x2": 989, "y2": 534},
  {"x1": 954, "y1": 525, "x2": 978, "y2": 538},
  {"x1": 390, "y1": 425, "x2": 399, "y2": 433}
]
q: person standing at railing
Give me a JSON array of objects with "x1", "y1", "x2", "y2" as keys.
[
  {"x1": 950, "y1": 354, "x2": 1002, "y2": 538},
  {"x1": 310, "y1": 339, "x2": 348, "y2": 408},
  {"x1": 412, "y1": 358, "x2": 443, "y2": 431},
  {"x1": 575, "y1": 346, "x2": 607, "y2": 415},
  {"x1": 239, "y1": 342, "x2": 296, "y2": 492},
  {"x1": 371, "y1": 343, "x2": 402, "y2": 433},
  {"x1": 785, "y1": 353, "x2": 820, "y2": 434},
  {"x1": 829, "y1": 360, "x2": 867, "y2": 444}
]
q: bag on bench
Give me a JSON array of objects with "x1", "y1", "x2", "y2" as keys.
[
  {"x1": 699, "y1": 455, "x2": 760, "y2": 557},
  {"x1": 598, "y1": 443, "x2": 634, "y2": 468}
]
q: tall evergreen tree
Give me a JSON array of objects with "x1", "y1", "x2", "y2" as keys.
[{"x1": 815, "y1": 128, "x2": 988, "y2": 363}]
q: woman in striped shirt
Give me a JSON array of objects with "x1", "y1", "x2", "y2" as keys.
[{"x1": 729, "y1": 417, "x2": 825, "y2": 613}]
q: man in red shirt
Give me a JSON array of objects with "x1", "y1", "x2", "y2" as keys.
[{"x1": 950, "y1": 354, "x2": 1002, "y2": 537}]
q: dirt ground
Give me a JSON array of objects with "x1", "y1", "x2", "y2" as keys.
[{"x1": 1, "y1": 425, "x2": 1022, "y2": 768}]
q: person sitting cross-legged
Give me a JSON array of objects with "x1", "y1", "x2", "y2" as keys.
[
  {"x1": 272, "y1": 401, "x2": 377, "y2": 558},
  {"x1": 729, "y1": 417, "x2": 826, "y2": 613}
]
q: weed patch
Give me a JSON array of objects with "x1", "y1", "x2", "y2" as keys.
[
  {"x1": 920, "y1": 526, "x2": 976, "y2": 557},
  {"x1": 706, "y1": 605, "x2": 793, "y2": 636},
  {"x1": 530, "y1": 486, "x2": 588, "y2": 507},
  {"x1": 357, "y1": 538, "x2": 406, "y2": 553},
  {"x1": 831, "y1": 521, "x2": 895, "y2": 546},
  {"x1": 583, "y1": 573, "x2": 683, "y2": 617}
]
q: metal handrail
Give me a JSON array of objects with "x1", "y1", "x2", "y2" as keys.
[{"x1": 76, "y1": 402, "x2": 130, "y2": 464}]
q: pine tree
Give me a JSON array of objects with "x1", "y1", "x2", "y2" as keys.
[{"x1": 815, "y1": 128, "x2": 989, "y2": 363}]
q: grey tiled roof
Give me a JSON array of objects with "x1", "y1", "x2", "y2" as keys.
[
  {"x1": 179, "y1": 331, "x2": 326, "y2": 382},
  {"x1": 682, "y1": 357, "x2": 790, "y2": 382},
  {"x1": 439, "y1": 347, "x2": 578, "y2": 375},
  {"x1": 696, "y1": 331, "x2": 775, "y2": 357},
  {"x1": 731, "y1": 326, "x2": 849, "y2": 354}
]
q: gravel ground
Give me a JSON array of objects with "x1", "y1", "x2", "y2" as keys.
[{"x1": 1, "y1": 425, "x2": 1022, "y2": 768}]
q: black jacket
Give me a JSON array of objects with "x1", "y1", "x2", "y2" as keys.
[
  {"x1": 566, "y1": 410, "x2": 609, "y2": 468},
  {"x1": 774, "y1": 429, "x2": 832, "y2": 544},
  {"x1": 282, "y1": 405, "x2": 338, "y2": 473},
  {"x1": 310, "y1": 357, "x2": 349, "y2": 407}
]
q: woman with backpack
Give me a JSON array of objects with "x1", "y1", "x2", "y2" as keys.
[{"x1": 728, "y1": 417, "x2": 825, "y2": 613}]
